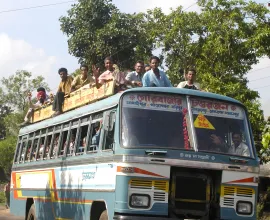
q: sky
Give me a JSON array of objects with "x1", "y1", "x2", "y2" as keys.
[{"x1": 0, "y1": 0, "x2": 269, "y2": 117}]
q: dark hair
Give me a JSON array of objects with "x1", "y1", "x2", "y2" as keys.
[
  {"x1": 104, "y1": 56, "x2": 114, "y2": 63},
  {"x1": 37, "y1": 87, "x2": 46, "y2": 93},
  {"x1": 232, "y1": 131, "x2": 242, "y2": 137},
  {"x1": 58, "y1": 67, "x2": 68, "y2": 75},
  {"x1": 187, "y1": 68, "x2": 196, "y2": 74},
  {"x1": 80, "y1": 64, "x2": 88, "y2": 71},
  {"x1": 135, "y1": 60, "x2": 144, "y2": 66},
  {"x1": 149, "y1": 56, "x2": 160, "y2": 63},
  {"x1": 145, "y1": 64, "x2": 150, "y2": 67}
]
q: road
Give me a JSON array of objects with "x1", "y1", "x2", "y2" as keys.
[{"x1": 0, "y1": 206, "x2": 24, "y2": 220}]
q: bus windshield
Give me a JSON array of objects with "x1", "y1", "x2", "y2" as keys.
[
  {"x1": 121, "y1": 93, "x2": 253, "y2": 159},
  {"x1": 191, "y1": 98, "x2": 253, "y2": 158},
  {"x1": 121, "y1": 93, "x2": 191, "y2": 149}
]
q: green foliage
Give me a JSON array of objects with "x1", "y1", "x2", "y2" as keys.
[
  {"x1": 60, "y1": 0, "x2": 153, "y2": 69},
  {"x1": 0, "y1": 191, "x2": 5, "y2": 204},
  {"x1": 1, "y1": 70, "x2": 50, "y2": 111},
  {"x1": 153, "y1": 0, "x2": 269, "y2": 155},
  {"x1": 0, "y1": 136, "x2": 17, "y2": 176},
  {"x1": 260, "y1": 118, "x2": 270, "y2": 163}
]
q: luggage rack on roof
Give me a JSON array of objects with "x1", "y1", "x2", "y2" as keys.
[{"x1": 32, "y1": 80, "x2": 115, "y2": 123}]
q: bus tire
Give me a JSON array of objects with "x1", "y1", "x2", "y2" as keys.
[
  {"x1": 27, "y1": 204, "x2": 36, "y2": 220},
  {"x1": 99, "y1": 210, "x2": 108, "y2": 220}
]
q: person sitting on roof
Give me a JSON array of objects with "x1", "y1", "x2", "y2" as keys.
[
  {"x1": 70, "y1": 64, "x2": 97, "y2": 92},
  {"x1": 51, "y1": 68, "x2": 73, "y2": 117},
  {"x1": 177, "y1": 68, "x2": 201, "y2": 90},
  {"x1": 142, "y1": 56, "x2": 172, "y2": 87},
  {"x1": 20, "y1": 88, "x2": 49, "y2": 127},
  {"x1": 92, "y1": 57, "x2": 127, "y2": 93}
]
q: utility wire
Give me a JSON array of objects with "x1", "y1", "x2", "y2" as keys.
[{"x1": 0, "y1": 0, "x2": 77, "y2": 14}]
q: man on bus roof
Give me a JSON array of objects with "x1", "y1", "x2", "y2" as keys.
[
  {"x1": 177, "y1": 68, "x2": 201, "y2": 90},
  {"x1": 20, "y1": 87, "x2": 49, "y2": 127},
  {"x1": 70, "y1": 64, "x2": 97, "y2": 92},
  {"x1": 92, "y1": 57, "x2": 127, "y2": 93},
  {"x1": 142, "y1": 56, "x2": 172, "y2": 87},
  {"x1": 125, "y1": 61, "x2": 144, "y2": 88},
  {"x1": 51, "y1": 68, "x2": 73, "y2": 117}
]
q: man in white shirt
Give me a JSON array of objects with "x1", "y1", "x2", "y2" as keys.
[
  {"x1": 125, "y1": 61, "x2": 144, "y2": 88},
  {"x1": 177, "y1": 69, "x2": 200, "y2": 90},
  {"x1": 228, "y1": 132, "x2": 250, "y2": 157}
]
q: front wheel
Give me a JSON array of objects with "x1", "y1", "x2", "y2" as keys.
[
  {"x1": 99, "y1": 210, "x2": 108, "y2": 220},
  {"x1": 27, "y1": 204, "x2": 36, "y2": 220}
]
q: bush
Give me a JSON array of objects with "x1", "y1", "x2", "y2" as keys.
[{"x1": 0, "y1": 191, "x2": 5, "y2": 204}]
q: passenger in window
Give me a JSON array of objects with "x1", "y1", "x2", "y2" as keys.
[
  {"x1": 177, "y1": 69, "x2": 201, "y2": 90},
  {"x1": 125, "y1": 61, "x2": 144, "y2": 88},
  {"x1": 65, "y1": 134, "x2": 75, "y2": 155},
  {"x1": 70, "y1": 64, "x2": 97, "y2": 92},
  {"x1": 228, "y1": 132, "x2": 250, "y2": 157},
  {"x1": 142, "y1": 56, "x2": 172, "y2": 87},
  {"x1": 52, "y1": 136, "x2": 59, "y2": 156},
  {"x1": 92, "y1": 57, "x2": 127, "y2": 93},
  {"x1": 92, "y1": 121, "x2": 101, "y2": 146},
  {"x1": 51, "y1": 68, "x2": 73, "y2": 117},
  {"x1": 20, "y1": 88, "x2": 49, "y2": 127}
]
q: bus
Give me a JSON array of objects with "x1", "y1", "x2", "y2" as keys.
[{"x1": 10, "y1": 87, "x2": 259, "y2": 220}]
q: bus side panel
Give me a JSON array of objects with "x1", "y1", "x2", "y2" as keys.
[{"x1": 10, "y1": 191, "x2": 26, "y2": 217}]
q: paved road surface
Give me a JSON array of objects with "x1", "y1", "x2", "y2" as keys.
[{"x1": 0, "y1": 206, "x2": 24, "y2": 220}]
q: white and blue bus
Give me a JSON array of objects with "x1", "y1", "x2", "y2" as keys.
[{"x1": 10, "y1": 87, "x2": 259, "y2": 220}]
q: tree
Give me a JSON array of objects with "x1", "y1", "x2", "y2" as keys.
[
  {"x1": 60, "y1": 0, "x2": 154, "y2": 69},
  {"x1": 156, "y1": 0, "x2": 269, "y2": 154},
  {"x1": 1, "y1": 70, "x2": 50, "y2": 111},
  {"x1": 0, "y1": 136, "x2": 17, "y2": 176}
]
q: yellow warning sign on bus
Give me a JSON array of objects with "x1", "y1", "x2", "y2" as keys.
[{"x1": 194, "y1": 113, "x2": 215, "y2": 130}]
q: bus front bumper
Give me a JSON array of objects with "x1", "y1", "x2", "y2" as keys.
[{"x1": 114, "y1": 215, "x2": 179, "y2": 220}]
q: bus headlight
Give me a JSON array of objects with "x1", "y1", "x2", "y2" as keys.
[
  {"x1": 129, "y1": 194, "x2": 150, "y2": 208},
  {"x1": 237, "y1": 201, "x2": 252, "y2": 215}
]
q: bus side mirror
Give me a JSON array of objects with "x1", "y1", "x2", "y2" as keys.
[{"x1": 103, "y1": 111, "x2": 116, "y2": 131}]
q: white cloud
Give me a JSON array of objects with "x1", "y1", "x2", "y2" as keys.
[{"x1": 0, "y1": 33, "x2": 57, "y2": 90}]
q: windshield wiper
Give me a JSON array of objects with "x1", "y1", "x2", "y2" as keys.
[{"x1": 145, "y1": 150, "x2": 167, "y2": 156}]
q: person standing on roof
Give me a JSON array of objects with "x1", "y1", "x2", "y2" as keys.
[
  {"x1": 70, "y1": 64, "x2": 97, "y2": 92},
  {"x1": 142, "y1": 56, "x2": 172, "y2": 87},
  {"x1": 125, "y1": 61, "x2": 144, "y2": 88},
  {"x1": 51, "y1": 68, "x2": 73, "y2": 117},
  {"x1": 177, "y1": 68, "x2": 201, "y2": 90}
]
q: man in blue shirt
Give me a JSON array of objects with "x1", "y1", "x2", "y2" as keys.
[{"x1": 142, "y1": 56, "x2": 172, "y2": 87}]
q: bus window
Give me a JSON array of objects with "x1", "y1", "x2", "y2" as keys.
[
  {"x1": 77, "y1": 124, "x2": 89, "y2": 155},
  {"x1": 20, "y1": 141, "x2": 28, "y2": 163},
  {"x1": 51, "y1": 134, "x2": 60, "y2": 158},
  {"x1": 88, "y1": 120, "x2": 102, "y2": 152},
  {"x1": 38, "y1": 137, "x2": 46, "y2": 159},
  {"x1": 104, "y1": 116, "x2": 114, "y2": 150},
  {"x1": 191, "y1": 98, "x2": 252, "y2": 158},
  {"x1": 25, "y1": 139, "x2": 33, "y2": 162},
  {"x1": 59, "y1": 130, "x2": 68, "y2": 156},
  {"x1": 31, "y1": 139, "x2": 39, "y2": 161},
  {"x1": 43, "y1": 135, "x2": 52, "y2": 159},
  {"x1": 67, "y1": 129, "x2": 77, "y2": 156}
]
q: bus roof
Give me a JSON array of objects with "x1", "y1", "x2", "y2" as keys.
[{"x1": 19, "y1": 87, "x2": 243, "y2": 136}]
